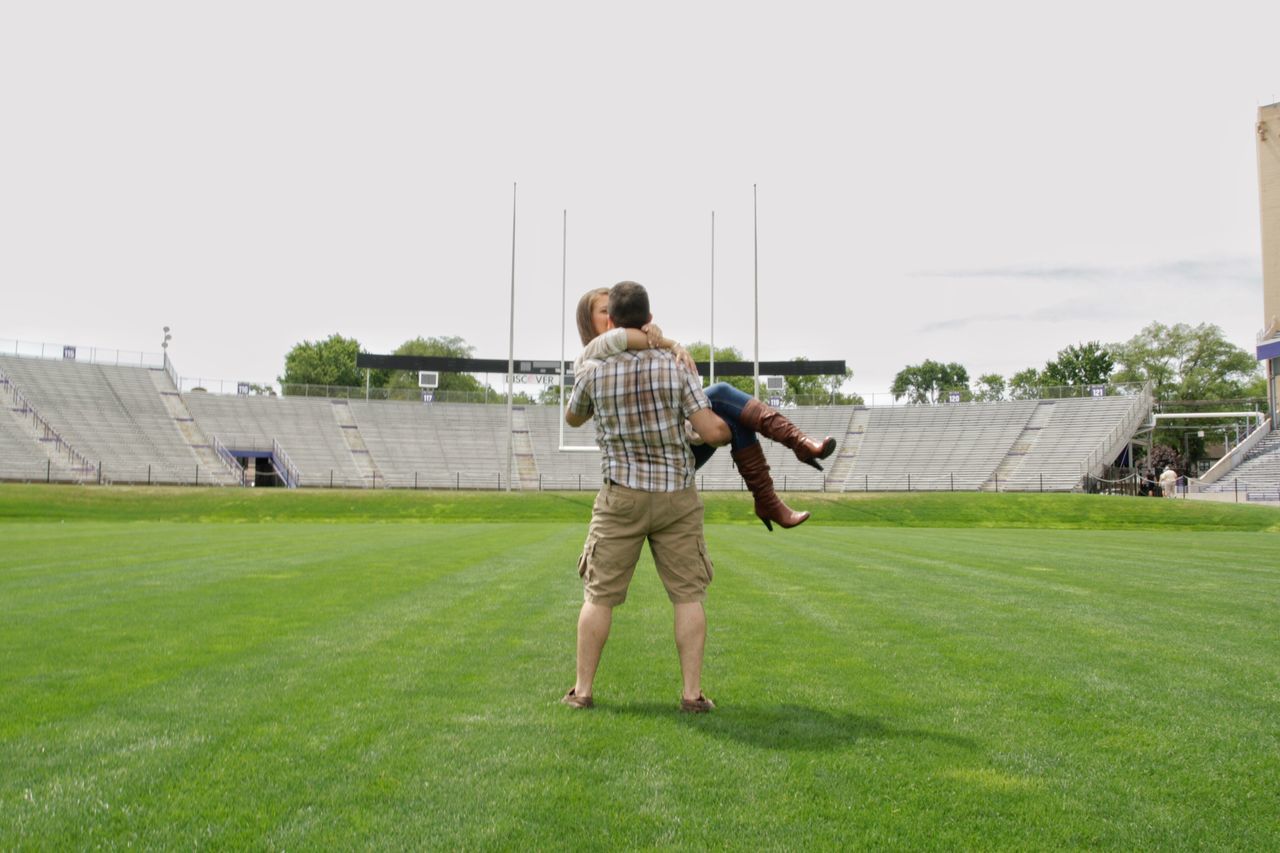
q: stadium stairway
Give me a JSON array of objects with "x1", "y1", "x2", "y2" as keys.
[
  {"x1": 331, "y1": 400, "x2": 384, "y2": 488},
  {"x1": 826, "y1": 407, "x2": 869, "y2": 490},
  {"x1": 511, "y1": 406, "x2": 541, "y2": 490},
  {"x1": 983, "y1": 401, "x2": 1054, "y2": 491},
  {"x1": 152, "y1": 371, "x2": 241, "y2": 486},
  {"x1": 1201, "y1": 428, "x2": 1280, "y2": 500}
]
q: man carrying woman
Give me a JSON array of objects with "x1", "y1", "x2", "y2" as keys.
[{"x1": 572, "y1": 286, "x2": 836, "y2": 530}]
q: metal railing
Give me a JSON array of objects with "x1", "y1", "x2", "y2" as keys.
[
  {"x1": 0, "y1": 338, "x2": 166, "y2": 369},
  {"x1": 1077, "y1": 382, "x2": 1154, "y2": 481},
  {"x1": 0, "y1": 463, "x2": 218, "y2": 486},
  {"x1": 0, "y1": 368, "x2": 98, "y2": 483},
  {"x1": 859, "y1": 382, "x2": 1147, "y2": 407},
  {"x1": 271, "y1": 439, "x2": 300, "y2": 489},
  {"x1": 204, "y1": 434, "x2": 298, "y2": 488},
  {"x1": 162, "y1": 352, "x2": 181, "y2": 391},
  {"x1": 211, "y1": 435, "x2": 245, "y2": 485},
  {"x1": 177, "y1": 379, "x2": 1156, "y2": 408}
]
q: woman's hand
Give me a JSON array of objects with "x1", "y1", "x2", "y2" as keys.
[
  {"x1": 671, "y1": 343, "x2": 697, "y2": 375},
  {"x1": 641, "y1": 322, "x2": 696, "y2": 375},
  {"x1": 641, "y1": 323, "x2": 664, "y2": 349},
  {"x1": 683, "y1": 420, "x2": 706, "y2": 446}
]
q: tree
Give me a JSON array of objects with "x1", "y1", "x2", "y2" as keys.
[
  {"x1": 821, "y1": 367, "x2": 863, "y2": 405},
  {"x1": 1146, "y1": 443, "x2": 1183, "y2": 476},
  {"x1": 1008, "y1": 367, "x2": 1042, "y2": 400},
  {"x1": 890, "y1": 360, "x2": 969, "y2": 404},
  {"x1": 780, "y1": 357, "x2": 829, "y2": 404},
  {"x1": 1109, "y1": 322, "x2": 1260, "y2": 400},
  {"x1": 1109, "y1": 322, "x2": 1262, "y2": 470},
  {"x1": 538, "y1": 383, "x2": 565, "y2": 406},
  {"x1": 973, "y1": 373, "x2": 1006, "y2": 402},
  {"x1": 279, "y1": 334, "x2": 366, "y2": 390},
  {"x1": 684, "y1": 342, "x2": 755, "y2": 396},
  {"x1": 1041, "y1": 341, "x2": 1114, "y2": 388},
  {"x1": 381, "y1": 336, "x2": 486, "y2": 396},
  {"x1": 782, "y1": 360, "x2": 861, "y2": 405}
]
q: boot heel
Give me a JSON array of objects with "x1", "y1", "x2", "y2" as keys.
[
  {"x1": 798, "y1": 437, "x2": 836, "y2": 469},
  {"x1": 734, "y1": 443, "x2": 810, "y2": 531}
]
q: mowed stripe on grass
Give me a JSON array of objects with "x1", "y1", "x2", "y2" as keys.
[
  {"x1": 711, "y1": 526, "x2": 1279, "y2": 846},
  {"x1": 2, "y1": 515, "x2": 1278, "y2": 848}
]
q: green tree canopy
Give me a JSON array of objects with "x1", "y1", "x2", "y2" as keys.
[
  {"x1": 782, "y1": 357, "x2": 827, "y2": 403},
  {"x1": 1041, "y1": 341, "x2": 1114, "y2": 387},
  {"x1": 279, "y1": 334, "x2": 366, "y2": 390},
  {"x1": 684, "y1": 342, "x2": 755, "y2": 396},
  {"x1": 383, "y1": 336, "x2": 485, "y2": 395},
  {"x1": 1007, "y1": 367, "x2": 1042, "y2": 400},
  {"x1": 784, "y1": 362, "x2": 862, "y2": 405},
  {"x1": 891, "y1": 360, "x2": 969, "y2": 404},
  {"x1": 822, "y1": 367, "x2": 863, "y2": 405},
  {"x1": 973, "y1": 373, "x2": 1006, "y2": 402},
  {"x1": 1109, "y1": 322, "x2": 1260, "y2": 400}
]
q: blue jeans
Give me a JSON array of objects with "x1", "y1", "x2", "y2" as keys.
[{"x1": 691, "y1": 382, "x2": 758, "y2": 470}]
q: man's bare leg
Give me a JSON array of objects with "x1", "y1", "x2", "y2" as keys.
[
  {"x1": 673, "y1": 601, "x2": 706, "y2": 701},
  {"x1": 574, "y1": 600, "x2": 613, "y2": 698}
]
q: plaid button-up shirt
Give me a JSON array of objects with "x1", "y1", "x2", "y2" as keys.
[{"x1": 568, "y1": 348, "x2": 710, "y2": 492}]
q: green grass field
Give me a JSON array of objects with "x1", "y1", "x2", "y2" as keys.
[{"x1": 2, "y1": 485, "x2": 1278, "y2": 849}]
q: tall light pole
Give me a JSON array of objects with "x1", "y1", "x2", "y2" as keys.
[
  {"x1": 558, "y1": 209, "x2": 568, "y2": 450},
  {"x1": 710, "y1": 211, "x2": 715, "y2": 385},
  {"x1": 753, "y1": 184, "x2": 760, "y2": 400},
  {"x1": 506, "y1": 183, "x2": 517, "y2": 492}
]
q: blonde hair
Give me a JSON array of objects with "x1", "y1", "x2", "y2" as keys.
[{"x1": 575, "y1": 287, "x2": 610, "y2": 346}]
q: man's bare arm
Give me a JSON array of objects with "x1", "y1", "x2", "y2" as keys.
[
  {"x1": 689, "y1": 408, "x2": 731, "y2": 446},
  {"x1": 566, "y1": 408, "x2": 592, "y2": 428}
]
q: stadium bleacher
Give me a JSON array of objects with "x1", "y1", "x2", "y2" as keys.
[
  {"x1": 0, "y1": 355, "x2": 237, "y2": 485},
  {"x1": 184, "y1": 393, "x2": 365, "y2": 488},
  {"x1": 1201, "y1": 430, "x2": 1280, "y2": 501},
  {"x1": 0, "y1": 387, "x2": 66, "y2": 481},
  {"x1": 346, "y1": 400, "x2": 510, "y2": 489},
  {"x1": 0, "y1": 349, "x2": 1161, "y2": 492},
  {"x1": 995, "y1": 396, "x2": 1146, "y2": 491},
  {"x1": 847, "y1": 401, "x2": 1035, "y2": 491}
]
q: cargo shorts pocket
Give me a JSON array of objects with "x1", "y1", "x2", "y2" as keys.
[
  {"x1": 697, "y1": 539, "x2": 714, "y2": 584},
  {"x1": 577, "y1": 536, "x2": 596, "y2": 578}
]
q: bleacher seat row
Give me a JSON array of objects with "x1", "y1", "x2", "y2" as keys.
[{"x1": 0, "y1": 354, "x2": 1163, "y2": 491}]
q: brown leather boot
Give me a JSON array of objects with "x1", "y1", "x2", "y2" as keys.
[
  {"x1": 739, "y1": 399, "x2": 837, "y2": 471},
  {"x1": 732, "y1": 443, "x2": 810, "y2": 531}
]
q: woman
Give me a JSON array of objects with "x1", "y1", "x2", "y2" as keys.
[{"x1": 573, "y1": 287, "x2": 835, "y2": 530}]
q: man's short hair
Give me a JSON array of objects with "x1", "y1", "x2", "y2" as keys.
[{"x1": 609, "y1": 281, "x2": 650, "y2": 329}]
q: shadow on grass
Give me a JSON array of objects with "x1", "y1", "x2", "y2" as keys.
[{"x1": 600, "y1": 702, "x2": 975, "y2": 752}]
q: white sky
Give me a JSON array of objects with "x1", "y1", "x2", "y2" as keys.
[{"x1": 2, "y1": 1, "x2": 1277, "y2": 399}]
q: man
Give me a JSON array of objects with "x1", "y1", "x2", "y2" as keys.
[{"x1": 563, "y1": 281, "x2": 731, "y2": 712}]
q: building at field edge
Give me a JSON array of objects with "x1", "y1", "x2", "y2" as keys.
[{"x1": 1258, "y1": 102, "x2": 1280, "y2": 427}]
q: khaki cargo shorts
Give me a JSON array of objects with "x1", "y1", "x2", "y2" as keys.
[{"x1": 577, "y1": 480, "x2": 714, "y2": 607}]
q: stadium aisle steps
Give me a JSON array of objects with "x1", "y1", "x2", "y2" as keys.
[
  {"x1": 331, "y1": 400, "x2": 384, "y2": 488},
  {"x1": 150, "y1": 370, "x2": 241, "y2": 486}
]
